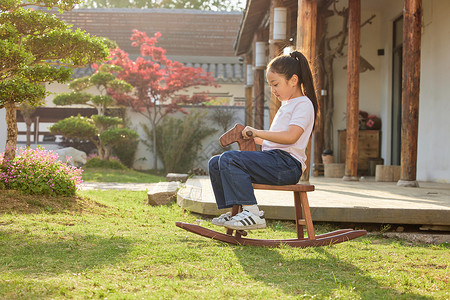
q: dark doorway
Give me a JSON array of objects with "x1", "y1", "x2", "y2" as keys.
[{"x1": 391, "y1": 16, "x2": 403, "y2": 165}]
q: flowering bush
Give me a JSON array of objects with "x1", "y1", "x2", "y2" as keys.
[{"x1": 0, "y1": 147, "x2": 83, "y2": 196}]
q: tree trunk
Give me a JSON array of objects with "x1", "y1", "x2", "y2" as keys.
[
  {"x1": 4, "y1": 101, "x2": 18, "y2": 162},
  {"x1": 23, "y1": 115, "x2": 33, "y2": 147},
  {"x1": 152, "y1": 122, "x2": 158, "y2": 170},
  {"x1": 25, "y1": 122, "x2": 32, "y2": 146},
  {"x1": 104, "y1": 147, "x2": 111, "y2": 160},
  {"x1": 19, "y1": 104, "x2": 36, "y2": 147}
]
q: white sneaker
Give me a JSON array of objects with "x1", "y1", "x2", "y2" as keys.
[
  {"x1": 223, "y1": 210, "x2": 266, "y2": 230},
  {"x1": 211, "y1": 212, "x2": 232, "y2": 226}
]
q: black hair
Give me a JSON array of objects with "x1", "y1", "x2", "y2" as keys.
[{"x1": 267, "y1": 51, "x2": 318, "y2": 123}]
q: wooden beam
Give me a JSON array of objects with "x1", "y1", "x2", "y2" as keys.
[
  {"x1": 398, "y1": 0, "x2": 422, "y2": 187},
  {"x1": 343, "y1": 0, "x2": 360, "y2": 181},
  {"x1": 297, "y1": 0, "x2": 318, "y2": 182}
]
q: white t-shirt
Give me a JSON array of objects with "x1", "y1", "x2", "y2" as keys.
[{"x1": 262, "y1": 96, "x2": 315, "y2": 172}]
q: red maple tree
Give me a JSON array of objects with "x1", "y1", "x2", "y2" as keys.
[{"x1": 110, "y1": 30, "x2": 217, "y2": 169}]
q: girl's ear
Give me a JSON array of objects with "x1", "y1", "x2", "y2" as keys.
[{"x1": 289, "y1": 74, "x2": 299, "y2": 87}]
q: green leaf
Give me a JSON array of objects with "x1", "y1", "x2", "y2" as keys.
[
  {"x1": 50, "y1": 115, "x2": 98, "y2": 140},
  {"x1": 53, "y1": 92, "x2": 92, "y2": 106}
]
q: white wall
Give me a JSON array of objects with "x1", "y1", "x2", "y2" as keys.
[
  {"x1": 39, "y1": 79, "x2": 250, "y2": 171},
  {"x1": 329, "y1": 0, "x2": 390, "y2": 161},
  {"x1": 417, "y1": 0, "x2": 450, "y2": 182},
  {"x1": 376, "y1": 0, "x2": 403, "y2": 165},
  {"x1": 127, "y1": 105, "x2": 249, "y2": 170}
]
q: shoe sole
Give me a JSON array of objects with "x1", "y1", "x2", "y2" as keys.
[
  {"x1": 211, "y1": 221, "x2": 226, "y2": 227},
  {"x1": 223, "y1": 223, "x2": 266, "y2": 230}
]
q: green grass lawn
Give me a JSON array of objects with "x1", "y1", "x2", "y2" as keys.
[
  {"x1": 0, "y1": 189, "x2": 448, "y2": 299},
  {"x1": 81, "y1": 168, "x2": 166, "y2": 183}
]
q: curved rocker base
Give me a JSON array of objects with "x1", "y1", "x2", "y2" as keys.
[{"x1": 176, "y1": 222, "x2": 367, "y2": 248}]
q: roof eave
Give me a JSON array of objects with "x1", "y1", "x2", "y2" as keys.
[{"x1": 234, "y1": 0, "x2": 270, "y2": 56}]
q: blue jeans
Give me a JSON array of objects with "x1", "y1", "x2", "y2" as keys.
[{"x1": 208, "y1": 150, "x2": 303, "y2": 209}]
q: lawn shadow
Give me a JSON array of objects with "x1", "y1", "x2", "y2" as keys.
[
  {"x1": 233, "y1": 245, "x2": 431, "y2": 299},
  {"x1": 0, "y1": 230, "x2": 132, "y2": 277}
]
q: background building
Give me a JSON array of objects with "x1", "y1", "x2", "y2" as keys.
[
  {"x1": 234, "y1": 0, "x2": 449, "y2": 183},
  {"x1": 5, "y1": 8, "x2": 251, "y2": 170}
]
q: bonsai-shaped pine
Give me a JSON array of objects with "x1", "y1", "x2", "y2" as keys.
[
  {"x1": 0, "y1": 0, "x2": 113, "y2": 162},
  {"x1": 50, "y1": 64, "x2": 138, "y2": 162},
  {"x1": 109, "y1": 30, "x2": 217, "y2": 169}
]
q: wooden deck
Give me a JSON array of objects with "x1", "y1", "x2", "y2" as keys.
[{"x1": 177, "y1": 176, "x2": 450, "y2": 227}]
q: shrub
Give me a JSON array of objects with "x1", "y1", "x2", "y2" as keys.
[
  {"x1": 101, "y1": 128, "x2": 139, "y2": 168},
  {"x1": 84, "y1": 155, "x2": 127, "y2": 170},
  {"x1": 0, "y1": 147, "x2": 83, "y2": 196},
  {"x1": 147, "y1": 110, "x2": 216, "y2": 173}
]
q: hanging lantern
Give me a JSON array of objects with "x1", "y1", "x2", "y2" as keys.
[
  {"x1": 255, "y1": 42, "x2": 267, "y2": 68},
  {"x1": 273, "y1": 7, "x2": 287, "y2": 40},
  {"x1": 246, "y1": 64, "x2": 254, "y2": 86}
]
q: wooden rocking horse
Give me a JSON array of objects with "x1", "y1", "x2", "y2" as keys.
[{"x1": 176, "y1": 124, "x2": 367, "y2": 247}]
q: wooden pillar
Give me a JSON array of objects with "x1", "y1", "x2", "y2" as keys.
[
  {"x1": 398, "y1": 0, "x2": 422, "y2": 187},
  {"x1": 253, "y1": 30, "x2": 266, "y2": 130},
  {"x1": 269, "y1": 0, "x2": 285, "y2": 124},
  {"x1": 245, "y1": 55, "x2": 253, "y2": 127},
  {"x1": 343, "y1": 0, "x2": 360, "y2": 181},
  {"x1": 245, "y1": 87, "x2": 253, "y2": 127},
  {"x1": 268, "y1": 42, "x2": 283, "y2": 123},
  {"x1": 254, "y1": 68, "x2": 265, "y2": 129},
  {"x1": 313, "y1": 7, "x2": 326, "y2": 177},
  {"x1": 297, "y1": 0, "x2": 317, "y2": 182},
  {"x1": 254, "y1": 34, "x2": 265, "y2": 130}
]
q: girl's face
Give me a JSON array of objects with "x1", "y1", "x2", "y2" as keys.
[{"x1": 266, "y1": 70, "x2": 302, "y2": 101}]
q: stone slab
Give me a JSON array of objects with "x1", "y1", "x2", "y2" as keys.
[
  {"x1": 166, "y1": 173, "x2": 189, "y2": 183},
  {"x1": 148, "y1": 181, "x2": 180, "y2": 206}
]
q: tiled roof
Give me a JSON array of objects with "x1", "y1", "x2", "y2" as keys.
[
  {"x1": 72, "y1": 61, "x2": 244, "y2": 84},
  {"x1": 53, "y1": 8, "x2": 245, "y2": 83},
  {"x1": 52, "y1": 8, "x2": 242, "y2": 57}
]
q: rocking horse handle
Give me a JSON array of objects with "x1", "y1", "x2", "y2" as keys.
[{"x1": 219, "y1": 123, "x2": 257, "y2": 152}]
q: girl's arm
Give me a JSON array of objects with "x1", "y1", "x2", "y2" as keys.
[
  {"x1": 242, "y1": 125, "x2": 304, "y2": 145},
  {"x1": 253, "y1": 137, "x2": 264, "y2": 145}
]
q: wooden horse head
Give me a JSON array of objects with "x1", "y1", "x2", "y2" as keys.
[{"x1": 219, "y1": 124, "x2": 256, "y2": 152}]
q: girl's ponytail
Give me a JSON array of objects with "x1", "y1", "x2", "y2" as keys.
[
  {"x1": 289, "y1": 51, "x2": 318, "y2": 121},
  {"x1": 267, "y1": 51, "x2": 318, "y2": 123}
]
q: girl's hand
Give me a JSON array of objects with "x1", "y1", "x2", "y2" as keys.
[
  {"x1": 242, "y1": 126, "x2": 257, "y2": 139},
  {"x1": 243, "y1": 126, "x2": 264, "y2": 145},
  {"x1": 245, "y1": 125, "x2": 304, "y2": 145}
]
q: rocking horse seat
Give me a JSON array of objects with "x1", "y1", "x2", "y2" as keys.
[
  {"x1": 176, "y1": 124, "x2": 367, "y2": 247},
  {"x1": 252, "y1": 183, "x2": 314, "y2": 192}
]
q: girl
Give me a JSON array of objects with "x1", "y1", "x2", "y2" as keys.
[{"x1": 208, "y1": 51, "x2": 317, "y2": 230}]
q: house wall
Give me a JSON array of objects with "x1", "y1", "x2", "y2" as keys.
[
  {"x1": 417, "y1": 0, "x2": 450, "y2": 182},
  {"x1": 329, "y1": 0, "x2": 390, "y2": 164},
  {"x1": 328, "y1": 0, "x2": 449, "y2": 183},
  {"x1": 23, "y1": 79, "x2": 249, "y2": 171}
]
